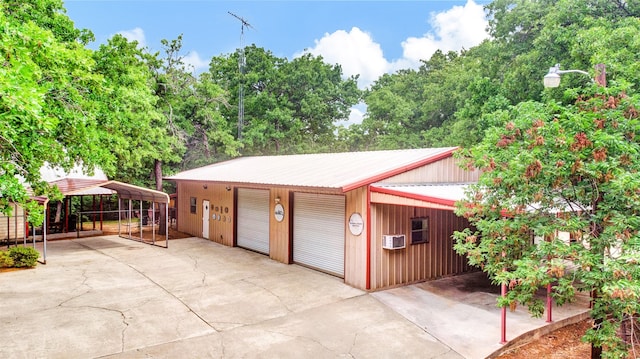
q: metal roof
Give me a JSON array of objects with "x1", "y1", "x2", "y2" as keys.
[
  {"x1": 101, "y1": 181, "x2": 169, "y2": 203},
  {"x1": 370, "y1": 183, "x2": 470, "y2": 207},
  {"x1": 166, "y1": 147, "x2": 458, "y2": 192},
  {"x1": 49, "y1": 178, "x2": 169, "y2": 203},
  {"x1": 50, "y1": 178, "x2": 115, "y2": 196}
]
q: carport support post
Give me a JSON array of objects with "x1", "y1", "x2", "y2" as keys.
[
  {"x1": 128, "y1": 199, "x2": 132, "y2": 239},
  {"x1": 151, "y1": 202, "x2": 155, "y2": 244},
  {"x1": 139, "y1": 200, "x2": 143, "y2": 242},
  {"x1": 42, "y1": 204, "x2": 47, "y2": 264},
  {"x1": 165, "y1": 200, "x2": 168, "y2": 248},
  {"x1": 118, "y1": 197, "x2": 121, "y2": 236}
]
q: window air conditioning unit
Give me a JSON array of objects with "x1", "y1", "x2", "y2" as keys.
[{"x1": 382, "y1": 234, "x2": 406, "y2": 250}]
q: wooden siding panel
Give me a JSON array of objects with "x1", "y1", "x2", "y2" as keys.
[
  {"x1": 344, "y1": 186, "x2": 367, "y2": 289},
  {"x1": 175, "y1": 181, "x2": 234, "y2": 246},
  {"x1": 370, "y1": 204, "x2": 472, "y2": 290},
  {"x1": 269, "y1": 188, "x2": 290, "y2": 263}
]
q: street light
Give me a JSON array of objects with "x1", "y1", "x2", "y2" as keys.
[{"x1": 543, "y1": 64, "x2": 591, "y2": 88}]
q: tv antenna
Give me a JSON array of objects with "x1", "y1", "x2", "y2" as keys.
[{"x1": 228, "y1": 11, "x2": 254, "y2": 141}]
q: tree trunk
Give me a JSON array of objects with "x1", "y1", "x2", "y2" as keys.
[{"x1": 155, "y1": 159, "x2": 167, "y2": 235}]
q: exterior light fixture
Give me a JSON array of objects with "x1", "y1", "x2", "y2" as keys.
[{"x1": 543, "y1": 64, "x2": 591, "y2": 88}]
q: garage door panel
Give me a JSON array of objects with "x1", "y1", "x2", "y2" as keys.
[
  {"x1": 293, "y1": 193, "x2": 345, "y2": 277},
  {"x1": 237, "y1": 188, "x2": 270, "y2": 255}
]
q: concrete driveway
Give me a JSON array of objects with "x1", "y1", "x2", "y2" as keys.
[{"x1": 1, "y1": 236, "x2": 462, "y2": 359}]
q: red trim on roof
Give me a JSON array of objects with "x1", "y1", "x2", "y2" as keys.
[
  {"x1": 370, "y1": 186, "x2": 457, "y2": 208},
  {"x1": 341, "y1": 148, "x2": 457, "y2": 192}
]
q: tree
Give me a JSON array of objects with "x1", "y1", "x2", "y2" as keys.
[
  {"x1": 208, "y1": 46, "x2": 361, "y2": 155},
  {"x1": 0, "y1": 0, "x2": 111, "y2": 224},
  {"x1": 92, "y1": 34, "x2": 172, "y2": 185},
  {"x1": 453, "y1": 85, "x2": 640, "y2": 358},
  {"x1": 149, "y1": 35, "x2": 238, "y2": 172}
]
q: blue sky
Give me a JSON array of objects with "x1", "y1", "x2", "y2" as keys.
[{"x1": 64, "y1": 0, "x2": 492, "y2": 124}]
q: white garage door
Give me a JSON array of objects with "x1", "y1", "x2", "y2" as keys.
[
  {"x1": 293, "y1": 193, "x2": 345, "y2": 277},
  {"x1": 237, "y1": 188, "x2": 270, "y2": 255}
]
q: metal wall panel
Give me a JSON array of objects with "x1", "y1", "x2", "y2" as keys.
[
  {"x1": 383, "y1": 156, "x2": 480, "y2": 183},
  {"x1": 370, "y1": 204, "x2": 473, "y2": 290},
  {"x1": 293, "y1": 193, "x2": 345, "y2": 277},
  {"x1": 237, "y1": 188, "x2": 270, "y2": 255}
]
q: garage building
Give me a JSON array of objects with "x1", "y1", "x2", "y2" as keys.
[{"x1": 166, "y1": 147, "x2": 479, "y2": 290}]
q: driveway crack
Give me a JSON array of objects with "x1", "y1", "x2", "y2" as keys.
[
  {"x1": 241, "y1": 278, "x2": 293, "y2": 313},
  {"x1": 72, "y1": 241, "x2": 218, "y2": 333}
]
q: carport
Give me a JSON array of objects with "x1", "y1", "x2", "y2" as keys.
[{"x1": 39, "y1": 180, "x2": 170, "y2": 263}]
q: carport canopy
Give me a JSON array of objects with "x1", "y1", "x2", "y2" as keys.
[
  {"x1": 99, "y1": 181, "x2": 169, "y2": 204},
  {"x1": 48, "y1": 178, "x2": 169, "y2": 204}
]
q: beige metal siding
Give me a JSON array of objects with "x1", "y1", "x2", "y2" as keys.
[
  {"x1": 176, "y1": 181, "x2": 234, "y2": 246},
  {"x1": 0, "y1": 204, "x2": 25, "y2": 241},
  {"x1": 383, "y1": 156, "x2": 479, "y2": 183},
  {"x1": 370, "y1": 204, "x2": 472, "y2": 290}
]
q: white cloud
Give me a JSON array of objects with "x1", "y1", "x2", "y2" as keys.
[
  {"x1": 301, "y1": 0, "x2": 488, "y2": 126},
  {"x1": 400, "y1": 0, "x2": 489, "y2": 67},
  {"x1": 183, "y1": 51, "x2": 210, "y2": 73},
  {"x1": 302, "y1": 0, "x2": 488, "y2": 92},
  {"x1": 300, "y1": 27, "x2": 388, "y2": 89},
  {"x1": 116, "y1": 27, "x2": 146, "y2": 48}
]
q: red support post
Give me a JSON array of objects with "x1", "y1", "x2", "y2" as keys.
[
  {"x1": 100, "y1": 195, "x2": 104, "y2": 231},
  {"x1": 501, "y1": 282, "x2": 507, "y2": 344}
]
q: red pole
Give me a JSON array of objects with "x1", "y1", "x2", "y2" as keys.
[
  {"x1": 500, "y1": 250, "x2": 507, "y2": 344},
  {"x1": 100, "y1": 195, "x2": 104, "y2": 231},
  {"x1": 501, "y1": 282, "x2": 507, "y2": 344},
  {"x1": 366, "y1": 185, "x2": 371, "y2": 290},
  {"x1": 92, "y1": 195, "x2": 96, "y2": 230}
]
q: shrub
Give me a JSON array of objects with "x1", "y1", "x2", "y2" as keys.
[
  {"x1": 0, "y1": 251, "x2": 14, "y2": 267},
  {"x1": 8, "y1": 247, "x2": 39, "y2": 268}
]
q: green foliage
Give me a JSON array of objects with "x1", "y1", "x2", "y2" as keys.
[
  {"x1": 0, "y1": 251, "x2": 14, "y2": 267},
  {"x1": 0, "y1": 0, "x2": 104, "y2": 223},
  {"x1": 454, "y1": 86, "x2": 640, "y2": 357},
  {"x1": 8, "y1": 246, "x2": 39, "y2": 268},
  {"x1": 148, "y1": 35, "x2": 237, "y2": 174},
  {"x1": 359, "y1": 0, "x2": 640, "y2": 150},
  {"x1": 208, "y1": 45, "x2": 361, "y2": 156}
]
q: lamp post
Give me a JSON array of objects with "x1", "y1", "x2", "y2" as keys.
[
  {"x1": 543, "y1": 63, "x2": 606, "y2": 87},
  {"x1": 543, "y1": 62, "x2": 607, "y2": 359}
]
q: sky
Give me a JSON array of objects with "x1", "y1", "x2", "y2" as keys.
[{"x1": 64, "y1": 0, "x2": 492, "y2": 125}]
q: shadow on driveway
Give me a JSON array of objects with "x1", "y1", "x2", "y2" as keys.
[
  {"x1": 372, "y1": 271, "x2": 591, "y2": 359},
  {"x1": 1, "y1": 236, "x2": 463, "y2": 358}
]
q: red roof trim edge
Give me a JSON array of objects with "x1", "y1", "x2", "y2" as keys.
[{"x1": 341, "y1": 148, "x2": 457, "y2": 192}]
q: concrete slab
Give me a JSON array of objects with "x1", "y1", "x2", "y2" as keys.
[
  {"x1": 1, "y1": 236, "x2": 462, "y2": 358},
  {"x1": 372, "y1": 271, "x2": 591, "y2": 359}
]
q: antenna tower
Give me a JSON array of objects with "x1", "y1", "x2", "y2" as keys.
[{"x1": 228, "y1": 11, "x2": 254, "y2": 141}]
